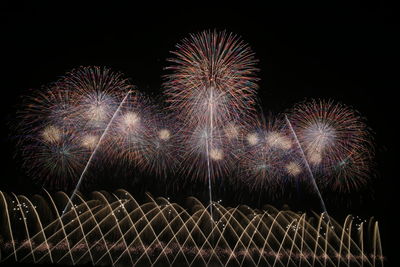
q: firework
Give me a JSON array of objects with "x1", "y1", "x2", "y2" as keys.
[
  {"x1": 103, "y1": 93, "x2": 179, "y2": 179},
  {"x1": 61, "y1": 66, "x2": 132, "y2": 133},
  {"x1": 164, "y1": 30, "x2": 259, "y2": 184},
  {"x1": 144, "y1": 124, "x2": 179, "y2": 179},
  {"x1": 164, "y1": 30, "x2": 259, "y2": 124},
  {"x1": 16, "y1": 66, "x2": 133, "y2": 189},
  {"x1": 20, "y1": 127, "x2": 89, "y2": 189},
  {"x1": 177, "y1": 125, "x2": 234, "y2": 182},
  {"x1": 16, "y1": 85, "x2": 85, "y2": 188},
  {"x1": 287, "y1": 99, "x2": 373, "y2": 192},
  {"x1": 238, "y1": 115, "x2": 302, "y2": 197},
  {"x1": 104, "y1": 93, "x2": 150, "y2": 167}
]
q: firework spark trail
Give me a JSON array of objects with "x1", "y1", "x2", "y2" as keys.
[
  {"x1": 62, "y1": 90, "x2": 132, "y2": 215},
  {"x1": 285, "y1": 115, "x2": 329, "y2": 216},
  {"x1": 206, "y1": 89, "x2": 214, "y2": 221}
]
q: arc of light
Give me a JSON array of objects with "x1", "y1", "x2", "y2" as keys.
[
  {"x1": 59, "y1": 203, "x2": 125, "y2": 265},
  {"x1": 2, "y1": 192, "x2": 378, "y2": 266},
  {"x1": 62, "y1": 90, "x2": 132, "y2": 215},
  {"x1": 19, "y1": 196, "x2": 54, "y2": 263},
  {"x1": 285, "y1": 115, "x2": 329, "y2": 217},
  {"x1": 286, "y1": 214, "x2": 305, "y2": 267},
  {"x1": 134, "y1": 202, "x2": 188, "y2": 265},
  {"x1": 11, "y1": 193, "x2": 38, "y2": 263},
  {"x1": 93, "y1": 203, "x2": 163, "y2": 265},
  {"x1": 28, "y1": 204, "x2": 102, "y2": 264},
  {"x1": 0, "y1": 191, "x2": 17, "y2": 262},
  {"x1": 74, "y1": 191, "x2": 115, "y2": 263},
  {"x1": 94, "y1": 194, "x2": 134, "y2": 265}
]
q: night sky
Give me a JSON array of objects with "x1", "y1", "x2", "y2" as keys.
[{"x1": 1, "y1": 1, "x2": 397, "y2": 265}]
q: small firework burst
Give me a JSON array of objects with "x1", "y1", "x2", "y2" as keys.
[
  {"x1": 223, "y1": 123, "x2": 241, "y2": 140},
  {"x1": 104, "y1": 92, "x2": 153, "y2": 168},
  {"x1": 287, "y1": 99, "x2": 373, "y2": 192},
  {"x1": 21, "y1": 127, "x2": 89, "y2": 189},
  {"x1": 16, "y1": 84, "x2": 74, "y2": 141},
  {"x1": 246, "y1": 132, "x2": 259, "y2": 146},
  {"x1": 80, "y1": 134, "x2": 99, "y2": 150},
  {"x1": 141, "y1": 111, "x2": 180, "y2": 179},
  {"x1": 41, "y1": 125, "x2": 62, "y2": 144},
  {"x1": 285, "y1": 161, "x2": 302, "y2": 177},
  {"x1": 177, "y1": 125, "x2": 233, "y2": 182},
  {"x1": 61, "y1": 66, "x2": 132, "y2": 133},
  {"x1": 265, "y1": 131, "x2": 293, "y2": 150},
  {"x1": 238, "y1": 116, "x2": 297, "y2": 197}
]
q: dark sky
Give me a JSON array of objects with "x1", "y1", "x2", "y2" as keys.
[{"x1": 1, "y1": 1, "x2": 398, "y2": 264}]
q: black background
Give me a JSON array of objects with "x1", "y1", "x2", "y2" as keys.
[{"x1": 1, "y1": 1, "x2": 397, "y2": 265}]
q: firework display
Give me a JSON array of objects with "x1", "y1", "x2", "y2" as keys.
[
  {"x1": 14, "y1": 31, "x2": 374, "y2": 197},
  {"x1": 3, "y1": 29, "x2": 383, "y2": 267}
]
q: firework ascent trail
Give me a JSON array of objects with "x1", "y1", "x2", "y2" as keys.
[
  {"x1": 62, "y1": 90, "x2": 133, "y2": 215},
  {"x1": 285, "y1": 115, "x2": 329, "y2": 218}
]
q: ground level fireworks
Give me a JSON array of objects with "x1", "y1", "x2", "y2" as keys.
[{"x1": 0, "y1": 190, "x2": 383, "y2": 266}]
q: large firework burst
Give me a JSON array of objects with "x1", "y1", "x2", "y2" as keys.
[{"x1": 164, "y1": 30, "x2": 259, "y2": 183}]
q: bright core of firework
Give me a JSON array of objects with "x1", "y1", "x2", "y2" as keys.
[
  {"x1": 122, "y1": 112, "x2": 140, "y2": 131},
  {"x1": 285, "y1": 162, "x2": 302, "y2": 176},
  {"x1": 209, "y1": 148, "x2": 223, "y2": 161},
  {"x1": 224, "y1": 123, "x2": 239, "y2": 140},
  {"x1": 247, "y1": 133, "x2": 259, "y2": 145},
  {"x1": 86, "y1": 102, "x2": 107, "y2": 123},
  {"x1": 42, "y1": 125, "x2": 61, "y2": 144},
  {"x1": 158, "y1": 129, "x2": 171, "y2": 140},
  {"x1": 266, "y1": 131, "x2": 292, "y2": 150},
  {"x1": 307, "y1": 151, "x2": 323, "y2": 165},
  {"x1": 81, "y1": 134, "x2": 99, "y2": 150},
  {"x1": 302, "y1": 121, "x2": 336, "y2": 154}
]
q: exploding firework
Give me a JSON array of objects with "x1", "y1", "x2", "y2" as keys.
[
  {"x1": 238, "y1": 115, "x2": 303, "y2": 198},
  {"x1": 61, "y1": 66, "x2": 132, "y2": 133},
  {"x1": 105, "y1": 93, "x2": 178, "y2": 178},
  {"x1": 164, "y1": 30, "x2": 259, "y2": 184},
  {"x1": 287, "y1": 99, "x2": 373, "y2": 192},
  {"x1": 20, "y1": 126, "x2": 89, "y2": 189},
  {"x1": 15, "y1": 85, "x2": 87, "y2": 188},
  {"x1": 164, "y1": 30, "x2": 259, "y2": 125},
  {"x1": 16, "y1": 66, "x2": 133, "y2": 189},
  {"x1": 143, "y1": 112, "x2": 179, "y2": 179},
  {"x1": 176, "y1": 125, "x2": 235, "y2": 182},
  {"x1": 104, "y1": 92, "x2": 152, "y2": 167}
]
